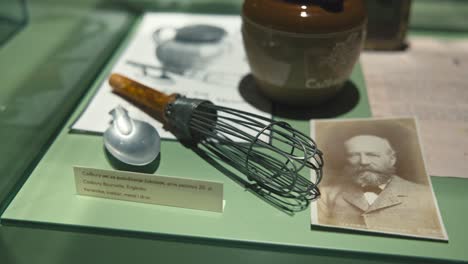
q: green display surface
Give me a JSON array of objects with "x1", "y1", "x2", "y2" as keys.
[
  {"x1": 2, "y1": 14, "x2": 468, "y2": 264},
  {"x1": 0, "y1": 3, "x2": 134, "y2": 215},
  {"x1": 2, "y1": 2, "x2": 468, "y2": 264}
]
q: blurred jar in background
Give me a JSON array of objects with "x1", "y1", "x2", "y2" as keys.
[
  {"x1": 242, "y1": 0, "x2": 367, "y2": 105},
  {"x1": 365, "y1": 0, "x2": 412, "y2": 50}
]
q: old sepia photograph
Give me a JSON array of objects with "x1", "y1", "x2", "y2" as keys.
[{"x1": 311, "y1": 118, "x2": 448, "y2": 240}]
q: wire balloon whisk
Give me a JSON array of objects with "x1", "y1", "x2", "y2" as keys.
[{"x1": 109, "y1": 74, "x2": 323, "y2": 204}]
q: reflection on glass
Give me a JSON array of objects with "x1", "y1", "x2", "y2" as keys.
[{"x1": 0, "y1": 0, "x2": 28, "y2": 46}]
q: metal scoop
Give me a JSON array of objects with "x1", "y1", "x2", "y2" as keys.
[{"x1": 103, "y1": 105, "x2": 160, "y2": 166}]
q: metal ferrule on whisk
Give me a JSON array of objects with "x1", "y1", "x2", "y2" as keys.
[{"x1": 165, "y1": 97, "x2": 217, "y2": 143}]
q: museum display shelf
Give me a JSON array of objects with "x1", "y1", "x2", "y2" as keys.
[{"x1": 1, "y1": 1, "x2": 468, "y2": 264}]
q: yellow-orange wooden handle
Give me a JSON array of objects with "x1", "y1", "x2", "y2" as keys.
[{"x1": 109, "y1": 73, "x2": 178, "y2": 122}]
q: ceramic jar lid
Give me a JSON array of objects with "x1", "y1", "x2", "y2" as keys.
[
  {"x1": 242, "y1": 0, "x2": 366, "y2": 34},
  {"x1": 175, "y1": 25, "x2": 227, "y2": 43}
]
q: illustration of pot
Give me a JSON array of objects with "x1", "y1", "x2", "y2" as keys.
[{"x1": 153, "y1": 24, "x2": 229, "y2": 76}]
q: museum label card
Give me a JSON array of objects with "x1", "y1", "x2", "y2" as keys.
[{"x1": 74, "y1": 166, "x2": 224, "y2": 213}]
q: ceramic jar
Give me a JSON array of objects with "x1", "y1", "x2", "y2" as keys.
[
  {"x1": 365, "y1": 0, "x2": 412, "y2": 50},
  {"x1": 242, "y1": 0, "x2": 367, "y2": 105}
]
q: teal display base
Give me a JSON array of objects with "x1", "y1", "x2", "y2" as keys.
[{"x1": 2, "y1": 13, "x2": 468, "y2": 264}]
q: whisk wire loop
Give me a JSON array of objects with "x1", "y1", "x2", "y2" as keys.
[{"x1": 189, "y1": 102, "x2": 323, "y2": 200}]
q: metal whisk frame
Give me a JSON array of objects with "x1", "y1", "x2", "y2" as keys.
[
  {"x1": 109, "y1": 74, "x2": 323, "y2": 203},
  {"x1": 186, "y1": 101, "x2": 322, "y2": 200}
]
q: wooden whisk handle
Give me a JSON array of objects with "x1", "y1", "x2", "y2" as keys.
[{"x1": 109, "y1": 73, "x2": 178, "y2": 122}]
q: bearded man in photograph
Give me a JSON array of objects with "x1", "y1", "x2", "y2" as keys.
[{"x1": 317, "y1": 134, "x2": 443, "y2": 237}]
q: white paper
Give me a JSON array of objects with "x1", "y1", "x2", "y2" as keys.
[
  {"x1": 361, "y1": 37, "x2": 468, "y2": 178},
  {"x1": 72, "y1": 13, "x2": 271, "y2": 139}
]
